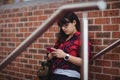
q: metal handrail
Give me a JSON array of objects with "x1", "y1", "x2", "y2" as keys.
[
  {"x1": 90, "y1": 39, "x2": 120, "y2": 64},
  {"x1": 0, "y1": 1, "x2": 106, "y2": 80}
]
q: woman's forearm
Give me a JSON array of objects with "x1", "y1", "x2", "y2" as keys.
[{"x1": 67, "y1": 55, "x2": 82, "y2": 66}]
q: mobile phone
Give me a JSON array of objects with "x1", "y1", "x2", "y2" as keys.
[{"x1": 46, "y1": 47, "x2": 55, "y2": 52}]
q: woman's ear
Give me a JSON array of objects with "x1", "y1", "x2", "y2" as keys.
[{"x1": 73, "y1": 20, "x2": 76, "y2": 25}]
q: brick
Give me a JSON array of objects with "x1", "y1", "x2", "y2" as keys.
[
  {"x1": 88, "y1": 19, "x2": 94, "y2": 24},
  {"x1": 89, "y1": 66, "x2": 102, "y2": 73},
  {"x1": 20, "y1": 59, "x2": 28, "y2": 63},
  {"x1": 16, "y1": 13, "x2": 23, "y2": 17},
  {"x1": 38, "y1": 15, "x2": 48, "y2": 21},
  {"x1": 49, "y1": 2, "x2": 62, "y2": 8},
  {"x1": 112, "y1": 61, "x2": 120, "y2": 68},
  {"x1": 29, "y1": 49, "x2": 37, "y2": 53},
  {"x1": 29, "y1": 16, "x2": 37, "y2": 21},
  {"x1": 12, "y1": 8, "x2": 19, "y2": 12},
  {"x1": 25, "y1": 74, "x2": 33, "y2": 80},
  {"x1": 29, "y1": 6, "x2": 37, "y2": 11},
  {"x1": 103, "y1": 54, "x2": 119, "y2": 60},
  {"x1": 89, "y1": 25, "x2": 102, "y2": 31},
  {"x1": 79, "y1": 6, "x2": 99, "y2": 11},
  {"x1": 112, "y1": 32, "x2": 120, "y2": 38},
  {"x1": 95, "y1": 74, "x2": 111, "y2": 80},
  {"x1": 5, "y1": 47, "x2": 12, "y2": 52},
  {"x1": 25, "y1": 54, "x2": 32, "y2": 59},
  {"x1": 34, "y1": 22, "x2": 42, "y2": 26},
  {"x1": 38, "y1": 50, "x2": 47, "y2": 54},
  {"x1": 16, "y1": 33, "x2": 23, "y2": 37},
  {"x1": 38, "y1": 38, "x2": 48, "y2": 43},
  {"x1": 16, "y1": 63, "x2": 23, "y2": 67},
  {"x1": 16, "y1": 23, "x2": 24, "y2": 27},
  {"x1": 8, "y1": 43, "x2": 15, "y2": 47},
  {"x1": 20, "y1": 7, "x2": 28, "y2": 12},
  {"x1": 88, "y1": 11, "x2": 102, "y2": 17},
  {"x1": 34, "y1": 55, "x2": 43, "y2": 60},
  {"x1": 88, "y1": 73, "x2": 94, "y2": 79},
  {"x1": 34, "y1": 10, "x2": 43, "y2": 15},
  {"x1": 20, "y1": 68, "x2": 29, "y2": 73},
  {"x1": 20, "y1": 28, "x2": 27, "y2": 32},
  {"x1": 12, "y1": 18, "x2": 19, "y2": 22},
  {"x1": 88, "y1": 32, "x2": 95, "y2": 38},
  {"x1": 5, "y1": 75, "x2": 12, "y2": 80},
  {"x1": 28, "y1": 28, "x2": 36, "y2": 32},
  {"x1": 24, "y1": 12, "x2": 33, "y2": 16},
  {"x1": 103, "y1": 25, "x2": 119, "y2": 31},
  {"x1": 8, "y1": 23, "x2": 15, "y2": 27},
  {"x1": 103, "y1": 39, "x2": 116, "y2": 45},
  {"x1": 112, "y1": 2, "x2": 120, "y2": 9},
  {"x1": 1, "y1": 24, "x2": 7, "y2": 27},
  {"x1": 38, "y1": 4, "x2": 49, "y2": 9},
  {"x1": 5, "y1": 19, "x2": 11, "y2": 23},
  {"x1": 105, "y1": 3, "x2": 110, "y2": 9},
  {"x1": 25, "y1": 64, "x2": 32, "y2": 69},
  {"x1": 0, "y1": 14, "x2": 7, "y2": 18},
  {"x1": 44, "y1": 32, "x2": 54, "y2": 37},
  {"x1": 112, "y1": 17, "x2": 120, "y2": 24},
  {"x1": 112, "y1": 76, "x2": 120, "y2": 80},
  {"x1": 0, "y1": 20, "x2": 4, "y2": 23},
  {"x1": 103, "y1": 68, "x2": 119, "y2": 75},
  {"x1": 12, "y1": 67, "x2": 19, "y2": 72},
  {"x1": 12, "y1": 29, "x2": 19, "y2": 33},
  {"x1": 20, "y1": 18, "x2": 28, "y2": 22},
  {"x1": 49, "y1": 27, "x2": 59, "y2": 32},
  {"x1": 16, "y1": 73, "x2": 23, "y2": 78},
  {"x1": 6, "y1": 66, "x2": 12, "y2": 71},
  {"x1": 90, "y1": 39, "x2": 102, "y2": 45},
  {"x1": 29, "y1": 60, "x2": 37, "y2": 64},
  {"x1": 44, "y1": 9, "x2": 54, "y2": 14},
  {"x1": 96, "y1": 32, "x2": 111, "y2": 38},
  {"x1": 106, "y1": 0, "x2": 120, "y2": 2},
  {"x1": 76, "y1": 12, "x2": 82, "y2": 18},
  {"x1": 0, "y1": 74, "x2": 5, "y2": 78},
  {"x1": 4, "y1": 9, "x2": 11, "y2": 13},
  {"x1": 103, "y1": 10, "x2": 119, "y2": 17},
  {"x1": 8, "y1": 13, "x2": 15, "y2": 18},
  {"x1": 95, "y1": 60, "x2": 111, "y2": 67},
  {"x1": 34, "y1": 44, "x2": 42, "y2": 48},
  {"x1": 1, "y1": 43, "x2": 6, "y2": 47},
  {"x1": 112, "y1": 47, "x2": 120, "y2": 53},
  {"x1": 49, "y1": 38, "x2": 56, "y2": 43},
  {"x1": 95, "y1": 18, "x2": 110, "y2": 24},
  {"x1": 34, "y1": 65, "x2": 41, "y2": 70},
  {"x1": 24, "y1": 22, "x2": 33, "y2": 27}
]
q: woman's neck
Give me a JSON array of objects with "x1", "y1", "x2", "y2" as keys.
[{"x1": 66, "y1": 30, "x2": 77, "y2": 41}]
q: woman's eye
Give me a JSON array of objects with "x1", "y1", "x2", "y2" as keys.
[{"x1": 65, "y1": 23, "x2": 69, "y2": 26}]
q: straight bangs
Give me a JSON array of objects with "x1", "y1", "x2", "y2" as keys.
[{"x1": 57, "y1": 18, "x2": 70, "y2": 28}]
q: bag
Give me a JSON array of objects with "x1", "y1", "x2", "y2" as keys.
[{"x1": 37, "y1": 61, "x2": 52, "y2": 80}]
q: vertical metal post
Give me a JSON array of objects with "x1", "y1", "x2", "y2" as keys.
[{"x1": 81, "y1": 13, "x2": 88, "y2": 80}]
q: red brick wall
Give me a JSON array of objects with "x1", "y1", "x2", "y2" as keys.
[
  {"x1": 88, "y1": 0, "x2": 120, "y2": 80},
  {"x1": 0, "y1": 0, "x2": 120, "y2": 80}
]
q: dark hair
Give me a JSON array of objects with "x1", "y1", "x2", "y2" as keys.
[{"x1": 57, "y1": 12, "x2": 80, "y2": 44}]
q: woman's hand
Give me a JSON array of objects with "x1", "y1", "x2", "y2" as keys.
[
  {"x1": 47, "y1": 48, "x2": 82, "y2": 66},
  {"x1": 50, "y1": 48, "x2": 66, "y2": 59}
]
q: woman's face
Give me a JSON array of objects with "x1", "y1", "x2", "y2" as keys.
[{"x1": 61, "y1": 20, "x2": 77, "y2": 35}]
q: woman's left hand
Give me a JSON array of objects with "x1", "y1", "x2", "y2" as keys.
[{"x1": 51, "y1": 48, "x2": 66, "y2": 58}]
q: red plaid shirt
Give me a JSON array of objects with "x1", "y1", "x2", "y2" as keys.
[{"x1": 51, "y1": 31, "x2": 81, "y2": 72}]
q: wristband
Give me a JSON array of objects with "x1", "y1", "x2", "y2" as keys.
[{"x1": 64, "y1": 54, "x2": 69, "y2": 61}]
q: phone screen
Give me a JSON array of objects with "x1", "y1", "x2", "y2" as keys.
[{"x1": 46, "y1": 47, "x2": 55, "y2": 52}]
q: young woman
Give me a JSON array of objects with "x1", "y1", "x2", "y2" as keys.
[{"x1": 47, "y1": 12, "x2": 90, "y2": 80}]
